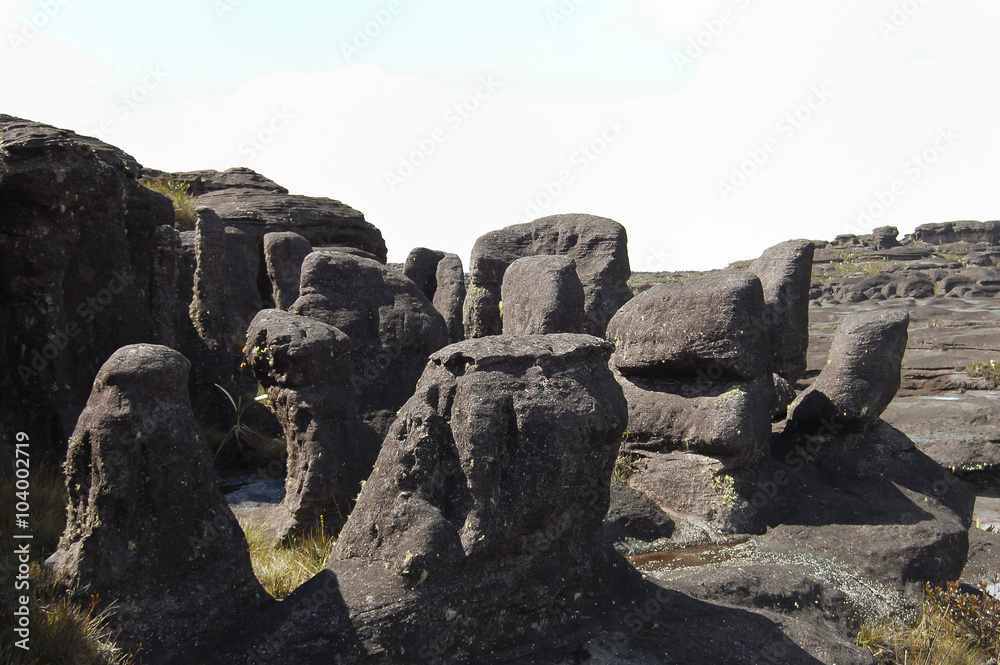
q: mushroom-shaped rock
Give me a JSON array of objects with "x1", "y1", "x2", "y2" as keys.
[
  {"x1": 45, "y1": 344, "x2": 270, "y2": 662},
  {"x1": 290, "y1": 251, "x2": 448, "y2": 435},
  {"x1": 501, "y1": 255, "x2": 585, "y2": 335},
  {"x1": 245, "y1": 309, "x2": 380, "y2": 540},
  {"x1": 607, "y1": 271, "x2": 775, "y2": 532},
  {"x1": 788, "y1": 308, "x2": 909, "y2": 434},
  {"x1": 323, "y1": 334, "x2": 637, "y2": 660}
]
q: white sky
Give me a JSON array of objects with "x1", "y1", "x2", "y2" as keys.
[{"x1": 3, "y1": 0, "x2": 999, "y2": 270}]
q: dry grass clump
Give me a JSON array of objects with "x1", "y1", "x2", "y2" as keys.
[
  {"x1": 858, "y1": 580, "x2": 1000, "y2": 665},
  {"x1": 140, "y1": 178, "x2": 197, "y2": 230},
  {"x1": 238, "y1": 517, "x2": 337, "y2": 600},
  {"x1": 964, "y1": 360, "x2": 1000, "y2": 388}
]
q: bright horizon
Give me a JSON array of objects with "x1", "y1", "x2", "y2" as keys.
[{"x1": 4, "y1": 0, "x2": 999, "y2": 270}]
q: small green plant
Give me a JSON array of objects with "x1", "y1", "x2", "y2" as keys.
[
  {"x1": 239, "y1": 517, "x2": 337, "y2": 599},
  {"x1": 828, "y1": 251, "x2": 886, "y2": 278},
  {"x1": 611, "y1": 449, "x2": 640, "y2": 484},
  {"x1": 964, "y1": 360, "x2": 1000, "y2": 387},
  {"x1": 141, "y1": 178, "x2": 197, "y2": 230},
  {"x1": 941, "y1": 252, "x2": 967, "y2": 268},
  {"x1": 212, "y1": 383, "x2": 276, "y2": 459}
]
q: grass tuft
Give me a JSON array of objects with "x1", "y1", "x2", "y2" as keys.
[
  {"x1": 964, "y1": 360, "x2": 1000, "y2": 388},
  {"x1": 858, "y1": 580, "x2": 999, "y2": 664},
  {"x1": 141, "y1": 178, "x2": 197, "y2": 230},
  {"x1": 238, "y1": 517, "x2": 336, "y2": 600}
]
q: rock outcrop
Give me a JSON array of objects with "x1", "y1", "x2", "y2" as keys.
[
  {"x1": 464, "y1": 214, "x2": 631, "y2": 338},
  {"x1": 404, "y1": 247, "x2": 466, "y2": 343},
  {"x1": 433, "y1": 253, "x2": 467, "y2": 344},
  {"x1": 290, "y1": 251, "x2": 448, "y2": 435},
  {"x1": 263, "y1": 231, "x2": 313, "y2": 310},
  {"x1": 0, "y1": 115, "x2": 173, "y2": 464},
  {"x1": 143, "y1": 167, "x2": 387, "y2": 260},
  {"x1": 198, "y1": 335, "x2": 875, "y2": 665},
  {"x1": 607, "y1": 271, "x2": 776, "y2": 532},
  {"x1": 245, "y1": 310, "x2": 380, "y2": 540},
  {"x1": 748, "y1": 239, "x2": 815, "y2": 382},
  {"x1": 913, "y1": 220, "x2": 1000, "y2": 246},
  {"x1": 789, "y1": 308, "x2": 909, "y2": 433},
  {"x1": 45, "y1": 345, "x2": 271, "y2": 663},
  {"x1": 500, "y1": 255, "x2": 585, "y2": 335}
]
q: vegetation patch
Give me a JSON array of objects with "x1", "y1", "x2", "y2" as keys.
[
  {"x1": 238, "y1": 517, "x2": 336, "y2": 600},
  {"x1": 140, "y1": 178, "x2": 197, "y2": 230},
  {"x1": 963, "y1": 360, "x2": 1000, "y2": 387},
  {"x1": 858, "y1": 579, "x2": 1000, "y2": 664}
]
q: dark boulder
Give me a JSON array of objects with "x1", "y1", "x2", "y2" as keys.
[
  {"x1": 263, "y1": 231, "x2": 312, "y2": 310},
  {"x1": 871, "y1": 226, "x2": 900, "y2": 250},
  {"x1": 617, "y1": 374, "x2": 775, "y2": 465},
  {"x1": 463, "y1": 214, "x2": 631, "y2": 338},
  {"x1": 500, "y1": 255, "x2": 585, "y2": 335},
  {"x1": 402, "y1": 247, "x2": 446, "y2": 300},
  {"x1": 748, "y1": 240, "x2": 815, "y2": 381},
  {"x1": 608, "y1": 271, "x2": 770, "y2": 381},
  {"x1": 150, "y1": 224, "x2": 182, "y2": 347},
  {"x1": 789, "y1": 308, "x2": 909, "y2": 433},
  {"x1": 45, "y1": 345, "x2": 271, "y2": 663},
  {"x1": 290, "y1": 251, "x2": 448, "y2": 435},
  {"x1": 245, "y1": 309, "x2": 380, "y2": 540}
]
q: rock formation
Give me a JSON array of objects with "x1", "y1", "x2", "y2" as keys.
[
  {"x1": 45, "y1": 345, "x2": 271, "y2": 663},
  {"x1": 500, "y1": 255, "x2": 585, "y2": 335},
  {"x1": 199, "y1": 334, "x2": 872, "y2": 664},
  {"x1": 606, "y1": 271, "x2": 776, "y2": 532},
  {"x1": 789, "y1": 308, "x2": 909, "y2": 433},
  {"x1": 463, "y1": 214, "x2": 632, "y2": 338},
  {"x1": 150, "y1": 224, "x2": 182, "y2": 347},
  {"x1": 0, "y1": 115, "x2": 173, "y2": 463},
  {"x1": 748, "y1": 239, "x2": 815, "y2": 382},
  {"x1": 263, "y1": 231, "x2": 313, "y2": 310},
  {"x1": 433, "y1": 253, "x2": 467, "y2": 343},
  {"x1": 290, "y1": 251, "x2": 448, "y2": 434},
  {"x1": 323, "y1": 334, "x2": 632, "y2": 660},
  {"x1": 245, "y1": 309, "x2": 380, "y2": 540},
  {"x1": 404, "y1": 247, "x2": 466, "y2": 343},
  {"x1": 142, "y1": 166, "x2": 387, "y2": 260}
]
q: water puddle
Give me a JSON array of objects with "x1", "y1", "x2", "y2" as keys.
[{"x1": 627, "y1": 539, "x2": 749, "y2": 572}]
